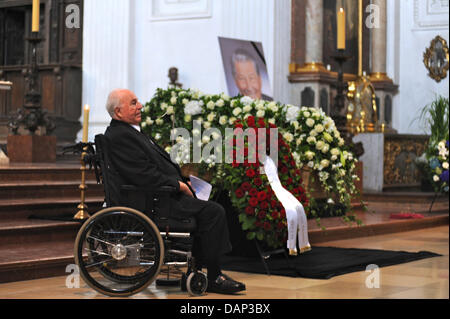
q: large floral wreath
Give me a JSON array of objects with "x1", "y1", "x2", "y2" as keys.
[{"x1": 140, "y1": 87, "x2": 360, "y2": 248}]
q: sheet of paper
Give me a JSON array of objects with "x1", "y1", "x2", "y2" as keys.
[{"x1": 189, "y1": 175, "x2": 212, "y2": 201}]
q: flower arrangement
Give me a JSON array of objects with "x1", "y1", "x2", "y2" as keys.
[
  {"x1": 140, "y1": 87, "x2": 361, "y2": 248},
  {"x1": 220, "y1": 116, "x2": 308, "y2": 248},
  {"x1": 415, "y1": 96, "x2": 449, "y2": 193}
]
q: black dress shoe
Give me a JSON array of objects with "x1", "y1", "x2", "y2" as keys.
[{"x1": 207, "y1": 274, "x2": 246, "y2": 294}]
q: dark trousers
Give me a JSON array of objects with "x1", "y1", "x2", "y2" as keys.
[{"x1": 190, "y1": 200, "x2": 232, "y2": 274}]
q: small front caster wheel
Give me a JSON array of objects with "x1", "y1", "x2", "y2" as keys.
[{"x1": 186, "y1": 271, "x2": 208, "y2": 296}]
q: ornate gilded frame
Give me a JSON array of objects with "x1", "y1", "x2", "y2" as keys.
[{"x1": 423, "y1": 35, "x2": 449, "y2": 83}]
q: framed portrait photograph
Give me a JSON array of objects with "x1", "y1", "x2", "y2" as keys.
[{"x1": 218, "y1": 37, "x2": 273, "y2": 101}]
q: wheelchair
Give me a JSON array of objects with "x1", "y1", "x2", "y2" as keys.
[{"x1": 72, "y1": 134, "x2": 208, "y2": 297}]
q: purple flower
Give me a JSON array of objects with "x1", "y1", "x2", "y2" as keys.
[{"x1": 440, "y1": 170, "x2": 449, "y2": 183}]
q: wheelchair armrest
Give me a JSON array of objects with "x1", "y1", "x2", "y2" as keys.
[{"x1": 120, "y1": 185, "x2": 178, "y2": 194}]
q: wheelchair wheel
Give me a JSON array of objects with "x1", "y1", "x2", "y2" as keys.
[
  {"x1": 186, "y1": 271, "x2": 208, "y2": 296},
  {"x1": 74, "y1": 206, "x2": 164, "y2": 297}
]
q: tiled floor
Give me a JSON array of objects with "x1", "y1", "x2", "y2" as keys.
[{"x1": 0, "y1": 225, "x2": 447, "y2": 299}]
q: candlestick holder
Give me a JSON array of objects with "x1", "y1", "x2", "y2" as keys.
[
  {"x1": 74, "y1": 147, "x2": 91, "y2": 220},
  {"x1": 331, "y1": 49, "x2": 352, "y2": 128},
  {"x1": 8, "y1": 32, "x2": 55, "y2": 135}
]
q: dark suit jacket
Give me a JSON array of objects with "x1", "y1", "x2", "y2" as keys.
[{"x1": 104, "y1": 119, "x2": 208, "y2": 217}]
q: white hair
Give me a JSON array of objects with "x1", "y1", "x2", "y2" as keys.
[
  {"x1": 105, "y1": 89, "x2": 125, "y2": 118},
  {"x1": 231, "y1": 49, "x2": 260, "y2": 76}
]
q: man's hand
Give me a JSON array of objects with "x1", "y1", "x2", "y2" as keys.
[{"x1": 179, "y1": 181, "x2": 194, "y2": 197}]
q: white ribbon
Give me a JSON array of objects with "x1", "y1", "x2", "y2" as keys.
[{"x1": 263, "y1": 156, "x2": 311, "y2": 255}]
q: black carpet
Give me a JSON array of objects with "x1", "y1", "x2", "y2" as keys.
[{"x1": 221, "y1": 246, "x2": 442, "y2": 279}]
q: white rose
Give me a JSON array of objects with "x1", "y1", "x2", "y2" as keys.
[
  {"x1": 268, "y1": 118, "x2": 276, "y2": 124},
  {"x1": 232, "y1": 107, "x2": 242, "y2": 117},
  {"x1": 286, "y1": 106, "x2": 300, "y2": 122},
  {"x1": 207, "y1": 113, "x2": 216, "y2": 122},
  {"x1": 212, "y1": 132, "x2": 221, "y2": 140},
  {"x1": 307, "y1": 161, "x2": 314, "y2": 168},
  {"x1": 309, "y1": 129, "x2": 318, "y2": 137},
  {"x1": 314, "y1": 124, "x2": 324, "y2": 133},
  {"x1": 182, "y1": 98, "x2": 189, "y2": 105},
  {"x1": 433, "y1": 175, "x2": 440, "y2": 182},
  {"x1": 320, "y1": 159, "x2": 330, "y2": 168},
  {"x1": 216, "y1": 99, "x2": 225, "y2": 107},
  {"x1": 303, "y1": 111, "x2": 311, "y2": 118},
  {"x1": 206, "y1": 101, "x2": 215, "y2": 110},
  {"x1": 156, "y1": 118, "x2": 164, "y2": 125},
  {"x1": 243, "y1": 105, "x2": 252, "y2": 113},
  {"x1": 296, "y1": 137, "x2": 303, "y2": 146},
  {"x1": 305, "y1": 151, "x2": 315, "y2": 160},
  {"x1": 306, "y1": 118, "x2": 315, "y2": 127},
  {"x1": 146, "y1": 117, "x2": 154, "y2": 125},
  {"x1": 256, "y1": 110, "x2": 265, "y2": 118},
  {"x1": 443, "y1": 162, "x2": 449, "y2": 169},
  {"x1": 240, "y1": 96, "x2": 254, "y2": 105},
  {"x1": 155, "y1": 133, "x2": 161, "y2": 140},
  {"x1": 292, "y1": 121, "x2": 299, "y2": 130},
  {"x1": 316, "y1": 140, "x2": 325, "y2": 150},
  {"x1": 166, "y1": 106, "x2": 174, "y2": 115},
  {"x1": 184, "y1": 101, "x2": 203, "y2": 115},
  {"x1": 229, "y1": 117, "x2": 237, "y2": 125},
  {"x1": 161, "y1": 103, "x2": 168, "y2": 110},
  {"x1": 322, "y1": 144, "x2": 330, "y2": 154},
  {"x1": 219, "y1": 115, "x2": 228, "y2": 125},
  {"x1": 184, "y1": 114, "x2": 192, "y2": 122},
  {"x1": 203, "y1": 121, "x2": 211, "y2": 129},
  {"x1": 331, "y1": 155, "x2": 338, "y2": 161},
  {"x1": 170, "y1": 97, "x2": 177, "y2": 105},
  {"x1": 307, "y1": 136, "x2": 316, "y2": 144},
  {"x1": 141, "y1": 122, "x2": 147, "y2": 129},
  {"x1": 331, "y1": 148, "x2": 340, "y2": 156},
  {"x1": 202, "y1": 136, "x2": 211, "y2": 144},
  {"x1": 283, "y1": 132, "x2": 294, "y2": 143}
]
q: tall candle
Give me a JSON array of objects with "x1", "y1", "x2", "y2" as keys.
[
  {"x1": 337, "y1": 7, "x2": 346, "y2": 50},
  {"x1": 82, "y1": 104, "x2": 90, "y2": 143},
  {"x1": 32, "y1": 0, "x2": 40, "y2": 32}
]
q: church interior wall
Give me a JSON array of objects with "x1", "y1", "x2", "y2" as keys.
[{"x1": 387, "y1": 0, "x2": 449, "y2": 135}]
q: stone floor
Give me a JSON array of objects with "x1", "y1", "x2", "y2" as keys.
[{"x1": 0, "y1": 225, "x2": 447, "y2": 299}]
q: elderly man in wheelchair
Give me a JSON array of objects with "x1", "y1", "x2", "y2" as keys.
[{"x1": 74, "y1": 89, "x2": 246, "y2": 297}]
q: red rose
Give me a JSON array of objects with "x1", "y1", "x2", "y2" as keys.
[
  {"x1": 249, "y1": 188, "x2": 258, "y2": 196},
  {"x1": 281, "y1": 166, "x2": 288, "y2": 174},
  {"x1": 249, "y1": 197, "x2": 259, "y2": 207},
  {"x1": 271, "y1": 211, "x2": 279, "y2": 219},
  {"x1": 286, "y1": 177, "x2": 293, "y2": 185},
  {"x1": 232, "y1": 162, "x2": 239, "y2": 168},
  {"x1": 246, "y1": 168, "x2": 256, "y2": 178},
  {"x1": 271, "y1": 199, "x2": 278, "y2": 208},
  {"x1": 259, "y1": 201, "x2": 268, "y2": 210},
  {"x1": 263, "y1": 222, "x2": 271, "y2": 231},
  {"x1": 241, "y1": 182, "x2": 251, "y2": 191},
  {"x1": 257, "y1": 191, "x2": 267, "y2": 201},
  {"x1": 246, "y1": 116, "x2": 256, "y2": 128},
  {"x1": 245, "y1": 206, "x2": 255, "y2": 216},
  {"x1": 277, "y1": 222, "x2": 285, "y2": 230},
  {"x1": 280, "y1": 208, "x2": 286, "y2": 218},
  {"x1": 258, "y1": 210, "x2": 267, "y2": 220},
  {"x1": 254, "y1": 177, "x2": 262, "y2": 186},
  {"x1": 235, "y1": 188, "x2": 244, "y2": 198},
  {"x1": 290, "y1": 160, "x2": 296, "y2": 167},
  {"x1": 258, "y1": 118, "x2": 266, "y2": 128}
]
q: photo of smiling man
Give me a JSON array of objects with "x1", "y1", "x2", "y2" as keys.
[{"x1": 219, "y1": 37, "x2": 273, "y2": 101}]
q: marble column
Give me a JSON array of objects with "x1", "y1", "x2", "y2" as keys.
[
  {"x1": 305, "y1": 0, "x2": 323, "y2": 65},
  {"x1": 370, "y1": 0, "x2": 391, "y2": 82}
]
